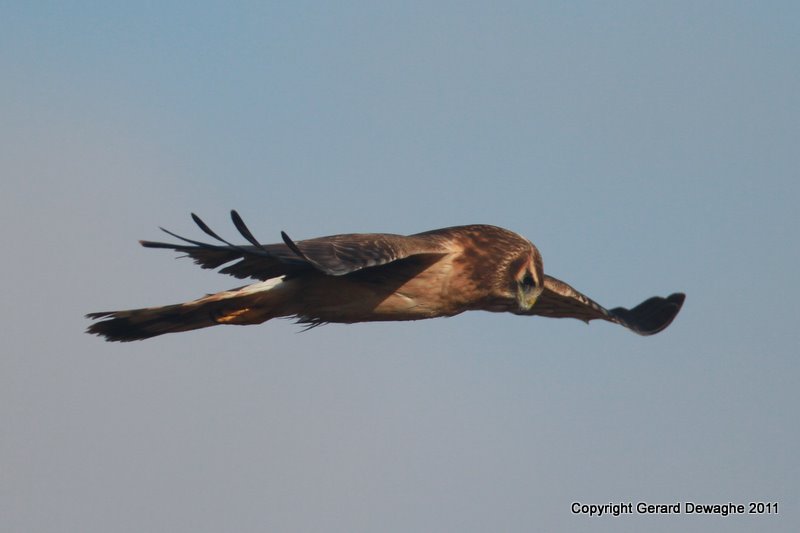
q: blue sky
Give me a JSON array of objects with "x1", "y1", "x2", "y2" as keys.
[{"x1": 2, "y1": 2, "x2": 798, "y2": 532}]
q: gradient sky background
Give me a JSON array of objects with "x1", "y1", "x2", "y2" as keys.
[{"x1": 2, "y1": 2, "x2": 798, "y2": 532}]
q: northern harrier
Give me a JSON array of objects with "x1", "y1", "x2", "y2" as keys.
[{"x1": 86, "y1": 211, "x2": 685, "y2": 341}]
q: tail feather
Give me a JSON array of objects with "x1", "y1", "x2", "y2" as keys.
[
  {"x1": 87, "y1": 279, "x2": 289, "y2": 342},
  {"x1": 86, "y1": 302, "x2": 219, "y2": 342}
]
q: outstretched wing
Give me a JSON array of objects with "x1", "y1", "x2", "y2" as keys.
[
  {"x1": 517, "y1": 275, "x2": 685, "y2": 336},
  {"x1": 140, "y1": 210, "x2": 450, "y2": 280}
]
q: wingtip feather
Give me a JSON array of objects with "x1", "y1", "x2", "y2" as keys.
[
  {"x1": 611, "y1": 292, "x2": 686, "y2": 336},
  {"x1": 231, "y1": 210, "x2": 268, "y2": 251}
]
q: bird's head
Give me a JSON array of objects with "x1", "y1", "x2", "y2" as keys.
[{"x1": 512, "y1": 244, "x2": 544, "y2": 311}]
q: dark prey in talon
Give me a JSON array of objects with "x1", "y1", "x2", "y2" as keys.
[{"x1": 86, "y1": 210, "x2": 686, "y2": 342}]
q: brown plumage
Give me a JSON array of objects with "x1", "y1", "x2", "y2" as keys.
[{"x1": 86, "y1": 211, "x2": 685, "y2": 342}]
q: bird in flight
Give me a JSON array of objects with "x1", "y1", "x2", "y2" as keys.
[{"x1": 86, "y1": 211, "x2": 685, "y2": 342}]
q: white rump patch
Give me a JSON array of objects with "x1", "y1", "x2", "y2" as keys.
[{"x1": 237, "y1": 276, "x2": 286, "y2": 296}]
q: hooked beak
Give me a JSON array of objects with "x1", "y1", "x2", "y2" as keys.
[{"x1": 518, "y1": 287, "x2": 543, "y2": 312}]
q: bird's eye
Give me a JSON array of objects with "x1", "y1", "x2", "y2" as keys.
[{"x1": 521, "y1": 272, "x2": 535, "y2": 289}]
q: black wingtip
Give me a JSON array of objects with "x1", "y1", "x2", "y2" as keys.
[
  {"x1": 281, "y1": 231, "x2": 306, "y2": 260},
  {"x1": 230, "y1": 210, "x2": 268, "y2": 251},
  {"x1": 280, "y1": 230, "x2": 340, "y2": 275},
  {"x1": 191, "y1": 212, "x2": 234, "y2": 246},
  {"x1": 611, "y1": 292, "x2": 686, "y2": 336}
]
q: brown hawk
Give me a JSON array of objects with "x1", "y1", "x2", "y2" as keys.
[{"x1": 86, "y1": 211, "x2": 685, "y2": 342}]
